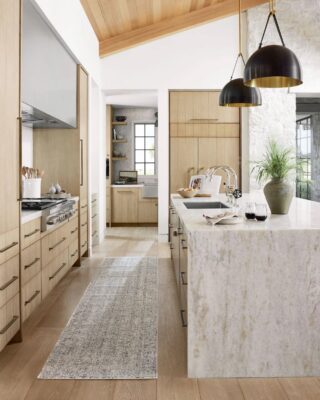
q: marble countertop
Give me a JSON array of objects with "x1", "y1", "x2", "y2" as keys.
[{"x1": 171, "y1": 192, "x2": 320, "y2": 232}]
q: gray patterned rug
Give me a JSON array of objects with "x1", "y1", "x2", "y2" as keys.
[{"x1": 38, "y1": 256, "x2": 158, "y2": 379}]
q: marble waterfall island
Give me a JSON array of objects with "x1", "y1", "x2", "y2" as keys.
[{"x1": 170, "y1": 193, "x2": 320, "y2": 378}]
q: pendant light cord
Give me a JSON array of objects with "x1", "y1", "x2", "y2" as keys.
[
  {"x1": 259, "y1": 0, "x2": 286, "y2": 49},
  {"x1": 229, "y1": 0, "x2": 246, "y2": 80}
]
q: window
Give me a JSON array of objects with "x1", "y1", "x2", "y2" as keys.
[
  {"x1": 296, "y1": 116, "x2": 312, "y2": 200},
  {"x1": 134, "y1": 123, "x2": 156, "y2": 176}
]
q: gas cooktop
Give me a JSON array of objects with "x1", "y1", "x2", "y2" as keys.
[{"x1": 22, "y1": 198, "x2": 67, "y2": 210}]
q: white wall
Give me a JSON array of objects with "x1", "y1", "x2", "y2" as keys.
[
  {"x1": 22, "y1": 126, "x2": 33, "y2": 167},
  {"x1": 100, "y1": 16, "x2": 239, "y2": 238},
  {"x1": 247, "y1": 0, "x2": 320, "y2": 189}
]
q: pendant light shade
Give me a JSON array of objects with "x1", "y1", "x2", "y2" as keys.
[
  {"x1": 219, "y1": 78, "x2": 262, "y2": 107},
  {"x1": 219, "y1": 0, "x2": 261, "y2": 107},
  {"x1": 244, "y1": 1, "x2": 302, "y2": 88},
  {"x1": 244, "y1": 44, "x2": 302, "y2": 88}
]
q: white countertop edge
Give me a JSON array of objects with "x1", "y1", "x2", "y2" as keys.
[{"x1": 111, "y1": 184, "x2": 144, "y2": 188}]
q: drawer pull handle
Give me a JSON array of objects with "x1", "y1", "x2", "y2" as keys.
[
  {"x1": 169, "y1": 224, "x2": 173, "y2": 228},
  {"x1": 92, "y1": 231, "x2": 97, "y2": 236},
  {"x1": 81, "y1": 222, "x2": 87, "y2": 227},
  {"x1": 181, "y1": 271, "x2": 187, "y2": 285},
  {"x1": 24, "y1": 229, "x2": 40, "y2": 238},
  {"x1": 81, "y1": 205, "x2": 87, "y2": 209},
  {"x1": 0, "y1": 316, "x2": 19, "y2": 335},
  {"x1": 181, "y1": 239, "x2": 188, "y2": 249},
  {"x1": 24, "y1": 258, "x2": 40, "y2": 270},
  {"x1": 71, "y1": 249, "x2": 78, "y2": 257},
  {"x1": 49, "y1": 237, "x2": 66, "y2": 251},
  {"x1": 0, "y1": 242, "x2": 18, "y2": 253},
  {"x1": 81, "y1": 241, "x2": 87, "y2": 248},
  {"x1": 169, "y1": 242, "x2": 174, "y2": 250},
  {"x1": 173, "y1": 230, "x2": 178, "y2": 237},
  {"x1": 180, "y1": 310, "x2": 187, "y2": 328},
  {"x1": 70, "y1": 227, "x2": 78, "y2": 234},
  {"x1": 91, "y1": 199, "x2": 97, "y2": 203},
  {"x1": 91, "y1": 214, "x2": 97, "y2": 219},
  {"x1": 0, "y1": 276, "x2": 18, "y2": 291},
  {"x1": 49, "y1": 263, "x2": 66, "y2": 280},
  {"x1": 24, "y1": 290, "x2": 40, "y2": 305}
]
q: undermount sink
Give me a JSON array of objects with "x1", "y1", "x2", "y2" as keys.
[{"x1": 183, "y1": 201, "x2": 229, "y2": 209}]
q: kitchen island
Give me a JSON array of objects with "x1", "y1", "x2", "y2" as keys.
[{"x1": 170, "y1": 193, "x2": 320, "y2": 378}]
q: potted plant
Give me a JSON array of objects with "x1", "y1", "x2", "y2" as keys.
[{"x1": 252, "y1": 140, "x2": 299, "y2": 214}]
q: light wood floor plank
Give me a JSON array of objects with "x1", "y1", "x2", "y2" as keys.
[
  {"x1": 69, "y1": 381, "x2": 115, "y2": 400},
  {"x1": 198, "y1": 379, "x2": 244, "y2": 400},
  {"x1": 239, "y1": 378, "x2": 288, "y2": 400},
  {"x1": 24, "y1": 380, "x2": 75, "y2": 400},
  {"x1": 113, "y1": 380, "x2": 157, "y2": 400},
  {"x1": 279, "y1": 378, "x2": 320, "y2": 400}
]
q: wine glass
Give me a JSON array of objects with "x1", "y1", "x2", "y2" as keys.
[
  {"x1": 255, "y1": 203, "x2": 268, "y2": 221},
  {"x1": 245, "y1": 202, "x2": 256, "y2": 220}
]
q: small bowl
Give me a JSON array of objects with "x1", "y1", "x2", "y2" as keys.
[
  {"x1": 177, "y1": 188, "x2": 199, "y2": 198},
  {"x1": 115, "y1": 116, "x2": 127, "y2": 122}
]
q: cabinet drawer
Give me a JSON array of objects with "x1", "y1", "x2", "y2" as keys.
[
  {"x1": 21, "y1": 273, "x2": 41, "y2": 322},
  {"x1": 0, "y1": 293, "x2": 20, "y2": 352},
  {"x1": 80, "y1": 211, "x2": 88, "y2": 230},
  {"x1": 41, "y1": 224, "x2": 69, "y2": 267},
  {"x1": 0, "y1": 255, "x2": 19, "y2": 309},
  {"x1": 42, "y1": 248, "x2": 69, "y2": 299},
  {"x1": 21, "y1": 218, "x2": 41, "y2": 250},
  {"x1": 0, "y1": 228, "x2": 19, "y2": 266},
  {"x1": 79, "y1": 202, "x2": 88, "y2": 213},
  {"x1": 80, "y1": 227, "x2": 88, "y2": 256},
  {"x1": 68, "y1": 216, "x2": 79, "y2": 243},
  {"x1": 69, "y1": 239, "x2": 79, "y2": 267},
  {"x1": 21, "y1": 241, "x2": 41, "y2": 286}
]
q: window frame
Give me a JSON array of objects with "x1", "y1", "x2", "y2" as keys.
[
  {"x1": 296, "y1": 115, "x2": 312, "y2": 200},
  {"x1": 134, "y1": 122, "x2": 156, "y2": 177}
]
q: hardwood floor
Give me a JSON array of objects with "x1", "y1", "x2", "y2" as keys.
[{"x1": 0, "y1": 227, "x2": 319, "y2": 399}]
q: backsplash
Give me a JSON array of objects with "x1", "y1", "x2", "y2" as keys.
[{"x1": 112, "y1": 107, "x2": 158, "y2": 183}]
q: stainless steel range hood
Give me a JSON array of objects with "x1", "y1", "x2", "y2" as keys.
[{"x1": 21, "y1": 102, "x2": 74, "y2": 129}]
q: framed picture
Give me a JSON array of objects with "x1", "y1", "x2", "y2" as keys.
[{"x1": 189, "y1": 175, "x2": 205, "y2": 190}]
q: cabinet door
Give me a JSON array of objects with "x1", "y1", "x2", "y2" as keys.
[
  {"x1": 138, "y1": 200, "x2": 158, "y2": 223},
  {"x1": 170, "y1": 138, "x2": 198, "y2": 193},
  {"x1": 112, "y1": 188, "x2": 138, "y2": 223},
  {"x1": 79, "y1": 66, "x2": 88, "y2": 207},
  {"x1": 0, "y1": 0, "x2": 20, "y2": 238},
  {"x1": 198, "y1": 138, "x2": 240, "y2": 192},
  {"x1": 208, "y1": 91, "x2": 239, "y2": 123}
]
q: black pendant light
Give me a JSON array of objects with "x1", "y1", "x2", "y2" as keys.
[
  {"x1": 220, "y1": 0, "x2": 261, "y2": 107},
  {"x1": 244, "y1": 0, "x2": 302, "y2": 88}
]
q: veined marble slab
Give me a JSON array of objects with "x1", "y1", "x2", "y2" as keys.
[{"x1": 171, "y1": 193, "x2": 320, "y2": 378}]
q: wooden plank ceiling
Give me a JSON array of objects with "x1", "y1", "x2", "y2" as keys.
[{"x1": 80, "y1": 0, "x2": 268, "y2": 57}]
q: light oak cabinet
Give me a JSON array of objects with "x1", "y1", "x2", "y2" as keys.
[
  {"x1": 0, "y1": 0, "x2": 21, "y2": 351},
  {"x1": 169, "y1": 91, "x2": 241, "y2": 194},
  {"x1": 112, "y1": 187, "x2": 158, "y2": 224},
  {"x1": 112, "y1": 188, "x2": 139, "y2": 223}
]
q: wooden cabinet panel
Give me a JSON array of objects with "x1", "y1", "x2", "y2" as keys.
[
  {"x1": 42, "y1": 248, "x2": 69, "y2": 299},
  {"x1": 198, "y1": 137, "x2": 240, "y2": 192},
  {"x1": 21, "y1": 218, "x2": 41, "y2": 250},
  {"x1": 21, "y1": 273, "x2": 41, "y2": 322},
  {"x1": 138, "y1": 199, "x2": 158, "y2": 223},
  {"x1": 112, "y1": 188, "x2": 139, "y2": 223},
  {"x1": 208, "y1": 91, "x2": 239, "y2": 123},
  {"x1": 79, "y1": 66, "x2": 88, "y2": 207},
  {"x1": 80, "y1": 227, "x2": 88, "y2": 256},
  {"x1": 170, "y1": 138, "x2": 198, "y2": 194},
  {"x1": 0, "y1": 228, "x2": 19, "y2": 266},
  {"x1": 21, "y1": 240, "x2": 41, "y2": 286},
  {"x1": 41, "y1": 224, "x2": 69, "y2": 267},
  {"x1": 0, "y1": 293, "x2": 20, "y2": 352},
  {"x1": 0, "y1": 255, "x2": 19, "y2": 309},
  {"x1": 69, "y1": 239, "x2": 79, "y2": 267},
  {"x1": 0, "y1": 0, "x2": 20, "y2": 239},
  {"x1": 68, "y1": 215, "x2": 79, "y2": 243}
]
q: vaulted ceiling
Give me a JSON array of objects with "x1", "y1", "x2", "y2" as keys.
[{"x1": 80, "y1": 0, "x2": 268, "y2": 58}]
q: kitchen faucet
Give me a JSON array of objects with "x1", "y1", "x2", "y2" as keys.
[{"x1": 205, "y1": 165, "x2": 242, "y2": 206}]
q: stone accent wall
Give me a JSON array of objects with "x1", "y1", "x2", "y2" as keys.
[{"x1": 246, "y1": 0, "x2": 320, "y2": 190}]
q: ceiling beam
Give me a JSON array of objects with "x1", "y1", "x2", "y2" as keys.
[{"x1": 99, "y1": 0, "x2": 268, "y2": 57}]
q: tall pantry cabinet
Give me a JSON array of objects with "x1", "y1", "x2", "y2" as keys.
[
  {"x1": 169, "y1": 91, "x2": 241, "y2": 193},
  {"x1": 0, "y1": 0, "x2": 22, "y2": 350}
]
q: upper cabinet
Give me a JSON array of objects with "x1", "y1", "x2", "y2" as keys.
[
  {"x1": 170, "y1": 91, "x2": 239, "y2": 124},
  {"x1": 21, "y1": 0, "x2": 77, "y2": 128}
]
